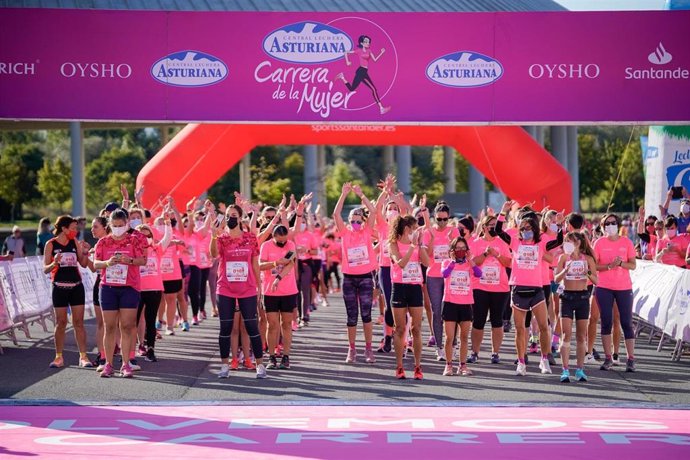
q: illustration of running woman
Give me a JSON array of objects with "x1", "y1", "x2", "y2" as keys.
[{"x1": 336, "y1": 35, "x2": 391, "y2": 115}]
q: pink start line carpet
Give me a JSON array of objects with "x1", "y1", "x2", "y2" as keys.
[{"x1": 1, "y1": 405, "x2": 689, "y2": 459}]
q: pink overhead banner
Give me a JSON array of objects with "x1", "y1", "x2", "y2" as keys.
[{"x1": 0, "y1": 8, "x2": 689, "y2": 123}]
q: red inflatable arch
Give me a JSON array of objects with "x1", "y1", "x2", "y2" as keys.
[{"x1": 136, "y1": 124, "x2": 572, "y2": 213}]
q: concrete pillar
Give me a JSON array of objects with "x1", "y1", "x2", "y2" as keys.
[
  {"x1": 160, "y1": 126, "x2": 170, "y2": 146},
  {"x1": 443, "y1": 146, "x2": 456, "y2": 193},
  {"x1": 239, "y1": 153, "x2": 252, "y2": 200},
  {"x1": 550, "y1": 126, "x2": 568, "y2": 168},
  {"x1": 523, "y1": 126, "x2": 537, "y2": 139},
  {"x1": 69, "y1": 121, "x2": 86, "y2": 218},
  {"x1": 568, "y1": 126, "x2": 579, "y2": 211},
  {"x1": 303, "y1": 145, "x2": 318, "y2": 202},
  {"x1": 395, "y1": 145, "x2": 411, "y2": 197},
  {"x1": 383, "y1": 145, "x2": 395, "y2": 175},
  {"x1": 469, "y1": 165, "x2": 486, "y2": 216},
  {"x1": 536, "y1": 126, "x2": 546, "y2": 147},
  {"x1": 316, "y1": 145, "x2": 327, "y2": 213}
]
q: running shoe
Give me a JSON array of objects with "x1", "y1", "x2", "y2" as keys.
[
  {"x1": 145, "y1": 348, "x2": 158, "y2": 363},
  {"x1": 218, "y1": 364, "x2": 230, "y2": 379},
  {"x1": 365, "y1": 348, "x2": 376, "y2": 364},
  {"x1": 600, "y1": 357, "x2": 613, "y2": 371},
  {"x1": 165, "y1": 328, "x2": 175, "y2": 336},
  {"x1": 575, "y1": 368, "x2": 588, "y2": 382},
  {"x1": 515, "y1": 362, "x2": 527, "y2": 376},
  {"x1": 155, "y1": 320, "x2": 162, "y2": 330},
  {"x1": 396, "y1": 367, "x2": 406, "y2": 379},
  {"x1": 120, "y1": 364, "x2": 134, "y2": 378},
  {"x1": 443, "y1": 364, "x2": 453, "y2": 376},
  {"x1": 279, "y1": 355, "x2": 291, "y2": 370},
  {"x1": 427, "y1": 336, "x2": 436, "y2": 347},
  {"x1": 298, "y1": 319, "x2": 307, "y2": 328},
  {"x1": 547, "y1": 353, "x2": 557, "y2": 366},
  {"x1": 491, "y1": 353, "x2": 500, "y2": 364},
  {"x1": 435, "y1": 348, "x2": 445, "y2": 362},
  {"x1": 156, "y1": 332, "x2": 163, "y2": 340},
  {"x1": 380, "y1": 106, "x2": 391, "y2": 115},
  {"x1": 96, "y1": 358, "x2": 106, "y2": 372},
  {"x1": 413, "y1": 365, "x2": 423, "y2": 380},
  {"x1": 625, "y1": 358, "x2": 636, "y2": 373},
  {"x1": 383, "y1": 335, "x2": 392, "y2": 353},
  {"x1": 539, "y1": 358, "x2": 552, "y2": 374},
  {"x1": 181, "y1": 322, "x2": 190, "y2": 332},
  {"x1": 129, "y1": 359, "x2": 141, "y2": 371},
  {"x1": 345, "y1": 347, "x2": 357, "y2": 363},
  {"x1": 612, "y1": 353, "x2": 620, "y2": 365},
  {"x1": 192, "y1": 316, "x2": 199, "y2": 326},
  {"x1": 529, "y1": 342, "x2": 539, "y2": 354},
  {"x1": 310, "y1": 303, "x2": 317, "y2": 312},
  {"x1": 256, "y1": 363, "x2": 267, "y2": 379},
  {"x1": 503, "y1": 320, "x2": 511, "y2": 333},
  {"x1": 79, "y1": 357, "x2": 93, "y2": 368},
  {"x1": 560, "y1": 369, "x2": 571, "y2": 383},
  {"x1": 592, "y1": 348, "x2": 601, "y2": 360},
  {"x1": 99, "y1": 363, "x2": 114, "y2": 378},
  {"x1": 585, "y1": 353, "x2": 596, "y2": 365},
  {"x1": 458, "y1": 365, "x2": 473, "y2": 376},
  {"x1": 137, "y1": 344, "x2": 147, "y2": 357},
  {"x1": 267, "y1": 355, "x2": 278, "y2": 369},
  {"x1": 230, "y1": 357, "x2": 240, "y2": 370},
  {"x1": 200, "y1": 311, "x2": 207, "y2": 320},
  {"x1": 467, "y1": 352, "x2": 479, "y2": 364},
  {"x1": 243, "y1": 358, "x2": 256, "y2": 370},
  {"x1": 291, "y1": 321, "x2": 299, "y2": 332},
  {"x1": 512, "y1": 354, "x2": 529, "y2": 365},
  {"x1": 49, "y1": 356, "x2": 64, "y2": 368}
]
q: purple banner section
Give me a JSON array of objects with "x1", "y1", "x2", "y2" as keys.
[{"x1": 0, "y1": 9, "x2": 689, "y2": 123}]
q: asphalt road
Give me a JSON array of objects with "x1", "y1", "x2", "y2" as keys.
[{"x1": 1, "y1": 293, "x2": 689, "y2": 406}]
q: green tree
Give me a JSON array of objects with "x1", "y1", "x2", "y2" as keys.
[
  {"x1": 86, "y1": 140, "x2": 146, "y2": 209},
  {"x1": 0, "y1": 143, "x2": 44, "y2": 219},
  {"x1": 37, "y1": 157, "x2": 72, "y2": 209},
  {"x1": 283, "y1": 151, "x2": 304, "y2": 195},
  {"x1": 251, "y1": 156, "x2": 291, "y2": 205},
  {"x1": 325, "y1": 158, "x2": 374, "y2": 214},
  {"x1": 103, "y1": 172, "x2": 136, "y2": 205}
]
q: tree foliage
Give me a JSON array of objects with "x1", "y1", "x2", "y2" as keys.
[{"x1": 38, "y1": 157, "x2": 72, "y2": 209}]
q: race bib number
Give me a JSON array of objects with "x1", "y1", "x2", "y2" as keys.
[
  {"x1": 516, "y1": 245, "x2": 539, "y2": 270},
  {"x1": 347, "y1": 246, "x2": 369, "y2": 267},
  {"x1": 566, "y1": 260, "x2": 587, "y2": 281},
  {"x1": 382, "y1": 243, "x2": 390, "y2": 258},
  {"x1": 141, "y1": 257, "x2": 158, "y2": 277},
  {"x1": 105, "y1": 264, "x2": 128, "y2": 285},
  {"x1": 402, "y1": 262, "x2": 423, "y2": 283},
  {"x1": 200, "y1": 252, "x2": 210, "y2": 266},
  {"x1": 450, "y1": 270, "x2": 471, "y2": 295},
  {"x1": 160, "y1": 257, "x2": 174, "y2": 274},
  {"x1": 226, "y1": 261, "x2": 249, "y2": 282},
  {"x1": 188, "y1": 246, "x2": 197, "y2": 262},
  {"x1": 433, "y1": 245, "x2": 449, "y2": 263},
  {"x1": 59, "y1": 252, "x2": 78, "y2": 267},
  {"x1": 479, "y1": 265, "x2": 500, "y2": 285}
]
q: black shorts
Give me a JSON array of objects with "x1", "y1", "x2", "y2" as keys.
[
  {"x1": 163, "y1": 279, "x2": 183, "y2": 294},
  {"x1": 263, "y1": 294, "x2": 298, "y2": 313},
  {"x1": 511, "y1": 286, "x2": 546, "y2": 311},
  {"x1": 442, "y1": 301, "x2": 473, "y2": 323},
  {"x1": 391, "y1": 283, "x2": 424, "y2": 308},
  {"x1": 559, "y1": 290, "x2": 591, "y2": 321},
  {"x1": 52, "y1": 283, "x2": 85, "y2": 308},
  {"x1": 93, "y1": 275, "x2": 101, "y2": 307}
]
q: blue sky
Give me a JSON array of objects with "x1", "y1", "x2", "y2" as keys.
[{"x1": 555, "y1": 0, "x2": 667, "y2": 10}]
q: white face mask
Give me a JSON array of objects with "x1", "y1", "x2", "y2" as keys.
[
  {"x1": 386, "y1": 210, "x2": 399, "y2": 221},
  {"x1": 667, "y1": 228, "x2": 677, "y2": 238},
  {"x1": 682, "y1": 204, "x2": 690, "y2": 214},
  {"x1": 147, "y1": 237, "x2": 154, "y2": 246},
  {"x1": 563, "y1": 241, "x2": 575, "y2": 255},
  {"x1": 130, "y1": 218, "x2": 142, "y2": 228},
  {"x1": 549, "y1": 223, "x2": 559, "y2": 233},
  {"x1": 111, "y1": 225, "x2": 128, "y2": 237},
  {"x1": 155, "y1": 225, "x2": 166, "y2": 234},
  {"x1": 605, "y1": 224, "x2": 618, "y2": 236}
]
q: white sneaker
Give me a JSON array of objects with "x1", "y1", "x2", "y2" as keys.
[
  {"x1": 585, "y1": 353, "x2": 596, "y2": 365},
  {"x1": 515, "y1": 362, "x2": 527, "y2": 376},
  {"x1": 165, "y1": 328, "x2": 175, "y2": 336},
  {"x1": 435, "y1": 348, "x2": 446, "y2": 362},
  {"x1": 128, "y1": 360, "x2": 141, "y2": 371},
  {"x1": 218, "y1": 364, "x2": 230, "y2": 379},
  {"x1": 256, "y1": 363, "x2": 267, "y2": 379},
  {"x1": 539, "y1": 358, "x2": 552, "y2": 374},
  {"x1": 364, "y1": 348, "x2": 376, "y2": 363},
  {"x1": 443, "y1": 364, "x2": 454, "y2": 376},
  {"x1": 346, "y1": 348, "x2": 357, "y2": 363}
]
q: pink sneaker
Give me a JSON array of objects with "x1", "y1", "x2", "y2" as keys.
[
  {"x1": 99, "y1": 363, "x2": 114, "y2": 378},
  {"x1": 291, "y1": 321, "x2": 298, "y2": 332},
  {"x1": 120, "y1": 364, "x2": 134, "y2": 378}
]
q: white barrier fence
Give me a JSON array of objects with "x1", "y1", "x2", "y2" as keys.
[{"x1": 0, "y1": 256, "x2": 96, "y2": 354}]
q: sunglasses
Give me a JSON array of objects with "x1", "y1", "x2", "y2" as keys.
[
  {"x1": 265, "y1": 215, "x2": 276, "y2": 220},
  {"x1": 436, "y1": 217, "x2": 449, "y2": 222},
  {"x1": 350, "y1": 220, "x2": 362, "y2": 225},
  {"x1": 646, "y1": 223, "x2": 655, "y2": 226},
  {"x1": 604, "y1": 221, "x2": 617, "y2": 226}
]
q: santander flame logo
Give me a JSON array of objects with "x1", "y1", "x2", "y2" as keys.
[{"x1": 648, "y1": 42, "x2": 672, "y2": 65}]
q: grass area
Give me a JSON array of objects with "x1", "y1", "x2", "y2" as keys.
[{"x1": 0, "y1": 220, "x2": 40, "y2": 230}]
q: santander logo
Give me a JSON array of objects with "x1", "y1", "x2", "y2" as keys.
[{"x1": 648, "y1": 42, "x2": 672, "y2": 65}]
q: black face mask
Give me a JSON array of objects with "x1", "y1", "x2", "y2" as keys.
[
  {"x1": 227, "y1": 217, "x2": 239, "y2": 229},
  {"x1": 417, "y1": 217, "x2": 425, "y2": 226},
  {"x1": 275, "y1": 240, "x2": 286, "y2": 248},
  {"x1": 170, "y1": 218, "x2": 177, "y2": 228},
  {"x1": 259, "y1": 223, "x2": 269, "y2": 232},
  {"x1": 488, "y1": 228, "x2": 497, "y2": 237}
]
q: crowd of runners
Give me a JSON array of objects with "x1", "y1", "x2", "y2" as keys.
[{"x1": 39, "y1": 173, "x2": 690, "y2": 384}]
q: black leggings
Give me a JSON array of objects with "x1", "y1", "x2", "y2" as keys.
[
  {"x1": 189, "y1": 266, "x2": 210, "y2": 316},
  {"x1": 297, "y1": 261, "x2": 312, "y2": 321},
  {"x1": 346, "y1": 66, "x2": 382, "y2": 105},
  {"x1": 595, "y1": 287, "x2": 635, "y2": 339},
  {"x1": 137, "y1": 290, "x2": 162, "y2": 349},
  {"x1": 218, "y1": 295, "x2": 262, "y2": 360},
  {"x1": 327, "y1": 263, "x2": 341, "y2": 289}
]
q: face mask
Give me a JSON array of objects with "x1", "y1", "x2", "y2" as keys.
[
  {"x1": 386, "y1": 210, "x2": 399, "y2": 221},
  {"x1": 300, "y1": 223, "x2": 307, "y2": 232},
  {"x1": 454, "y1": 249, "x2": 467, "y2": 261},
  {"x1": 521, "y1": 230, "x2": 534, "y2": 241},
  {"x1": 487, "y1": 228, "x2": 497, "y2": 238},
  {"x1": 549, "y1": 223, "x2": 559, "y2": 233},
  {"x1": 417, "y1": 217, "x2": 425, "y2": 226},
  {"x1": 66, "y1": 230, "x2": 77, "y2": 240},
  {"x1": 667, "y1": 228, "x2": 677, "y2": 238},
  {"x1": 155, "y1": 225, "x2": 166, "y2": 234},
  {"x1": 227, "y1": 217, "x2": 239, "y2": 229},
  {"x1": 170, "y1": 218, "x2": 177, "y2": 228},
  {"x1": 147, "y1": 237, "x2": 154, "y2": 246},
  {"x1": 275, "y1": 240, "x2": 286, "y2": 248},
  {"x1": 130, "y1": 218, "x2": 142, "y2": 228},
  {"x1": 682, "y1": 204, "x2": 690, "y2": 214},
  {"x1": 563, "y1": 241, "x2": 575, "y2": 255},
  {"x1": 605, "y1": 224, "x2": 618, "y2": 236},
  {"x1": 351, "y1": 222, "x2": 362, "y2": 231},
  {"x1": 111, "y1": 226, "x2": 128, "y2": 237}
]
